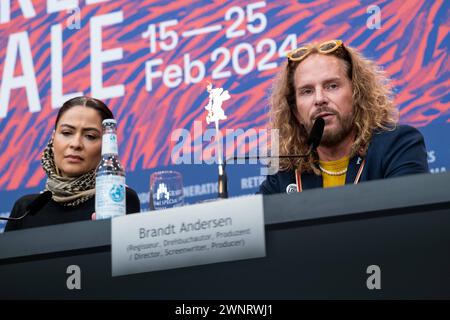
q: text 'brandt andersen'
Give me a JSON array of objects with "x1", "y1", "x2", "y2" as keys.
[{"x1": 139, "y1": 217, "x2": 233, "y2": 238}]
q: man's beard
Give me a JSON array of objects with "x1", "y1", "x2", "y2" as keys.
[{"x1": 304, "y1": 108, "x2": 355, "y2": 148}]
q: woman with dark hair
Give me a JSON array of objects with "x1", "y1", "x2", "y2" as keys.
[{"x1": 5, "y1": 96, "x2": 140, "y2": 231}]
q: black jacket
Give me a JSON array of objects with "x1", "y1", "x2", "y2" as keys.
[
  {"x1": 5, "y1": 187, "x2": 140, "y2": 231},
  {"x1": 259, "y1": 125, "x2": 429, "y2": 194}
]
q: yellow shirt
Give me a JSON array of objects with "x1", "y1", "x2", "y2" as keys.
[{"x1": 319, "y1": 156, "x2": 350, "y2": 188}]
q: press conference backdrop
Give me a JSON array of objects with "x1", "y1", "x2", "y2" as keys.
[{"x1": 0, "y1": 0, "x2": 448, "y2": 232}]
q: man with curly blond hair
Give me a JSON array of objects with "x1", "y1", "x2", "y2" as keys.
[{"x1": 259, "y1": 40, "x2": 428, "y2": 194}]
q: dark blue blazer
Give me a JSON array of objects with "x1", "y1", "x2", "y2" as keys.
[{"x1": 259, "y1": 125, "x2": 429, "y2": 194}]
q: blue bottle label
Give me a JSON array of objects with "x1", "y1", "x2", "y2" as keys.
[{"x1": 96, "y1": 175, "x2": 126, "y2": 219}]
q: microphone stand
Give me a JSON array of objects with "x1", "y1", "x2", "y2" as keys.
[
  {"x1": 217, "y1": 121, "x2": 228, "y2": 199},
  {"x1": 0, "y1": 191, "x2": 52, "y2": 221},
  {"x1": 0, "y1": 210, "x2": 33, "y2": 221},
  {"x1": 219, "y1": 147, "x2": 313, "y2": 199},
  {"x1": 217, "y1": 117, "x2": 325, "y2": 199}
]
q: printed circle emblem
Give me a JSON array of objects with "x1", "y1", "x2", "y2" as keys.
[
  {"x1": 286, "y1": 183, "x2": 298, "y2": 194},
  {"x1": 109, "y1": 184, "x2": 125, "y2": 202}
]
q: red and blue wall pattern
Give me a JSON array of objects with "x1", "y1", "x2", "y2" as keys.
[{"x1": 0, "y1": 0, "x2": 449, "y2": 228}]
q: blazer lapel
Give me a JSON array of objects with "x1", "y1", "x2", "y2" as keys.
[
  {"x1": 301, "y1": 172, "x2": 323, "y2": 189},
  {"x1": 346, "y1": 155, "x2": 364, "y2": 184}
]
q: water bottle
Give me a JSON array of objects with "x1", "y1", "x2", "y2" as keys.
[{"x1": 95, "y1": 119, "x2": 126, "y2": 219}]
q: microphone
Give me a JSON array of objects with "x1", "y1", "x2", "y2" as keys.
[
  {"x1": 0, "y1": 191, "x2": 52, "y2": 221},
  {"x1": 218, "y1": 117, "x2": 325, "y2": 198},
  {"x1": 226, "y1": 117, "x2": 325, "y2": 162},
  {"x1": 307, "y1": 117, "x2": 325, "y2": 151}
]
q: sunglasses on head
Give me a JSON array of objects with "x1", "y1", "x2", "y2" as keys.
[{"x1": 287, "y1": 40, "x2": 344, "y2": 62}]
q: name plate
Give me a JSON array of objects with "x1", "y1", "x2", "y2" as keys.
[{"x1": 111, "y1": 195, "x2": 266, "y2": 277}]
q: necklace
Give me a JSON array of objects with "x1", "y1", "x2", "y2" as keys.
[{"x1": 318, "y1": 165, "x2": 348, "y2": 176}]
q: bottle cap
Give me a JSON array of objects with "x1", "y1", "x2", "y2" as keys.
[{"x1": 102, "y1": 119, "x2": 116, "y2": 126}]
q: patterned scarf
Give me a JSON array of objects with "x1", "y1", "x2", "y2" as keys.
[{"x1": 41, "y1": 138, "x2": 96, "y2": 206}]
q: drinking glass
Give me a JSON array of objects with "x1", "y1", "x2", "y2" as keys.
[{"x1": 149, "y1": 170, "x2": 184, "y2": 210}]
